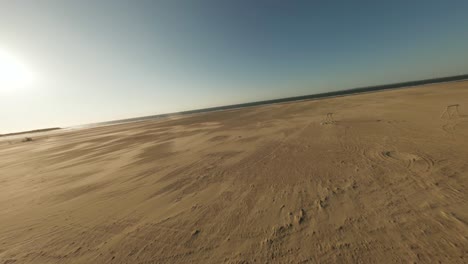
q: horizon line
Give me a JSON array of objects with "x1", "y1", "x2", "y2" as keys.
[
  {"x1": 2, "y1": 73, "x2": 468, "y2": 136},
  {"x1": 84, "y1": 73, "x2": 468, "y2": 126}
]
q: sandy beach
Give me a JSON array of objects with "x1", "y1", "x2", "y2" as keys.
[{"x1": 0, "y1": 81, "x2": 467, "y2": 263}]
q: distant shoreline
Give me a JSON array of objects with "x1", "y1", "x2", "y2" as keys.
[
  {"x1": 89, "y1": 73, "x2": 468, "y2": 127},
  {"x1": 0, "y1": 127, "x2": 61, "y2": 137},
  {"x1": 4, "y1": 73, "x2": 468, "y2": 135}
]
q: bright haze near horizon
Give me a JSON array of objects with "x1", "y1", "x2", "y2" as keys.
[{"x1": 1, "y1": 1, "x2": 468, "y2": 134}]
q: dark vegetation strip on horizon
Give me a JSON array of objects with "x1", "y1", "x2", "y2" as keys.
[{"x1": 94, "y1": 74, "x2": 468, "y2": 127}]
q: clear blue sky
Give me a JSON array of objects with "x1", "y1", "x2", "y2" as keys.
[{"x1": 1, "y1": 0, "x2": 468, "y2": 133}]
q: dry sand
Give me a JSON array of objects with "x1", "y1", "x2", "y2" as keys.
[{"x1": 0, "y1": 81, "x2": 467, "y2": 263}]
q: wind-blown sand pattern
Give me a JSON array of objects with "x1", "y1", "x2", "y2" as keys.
[{"x1": 0, "y1": 81, "x2": 467, "y2": 263}]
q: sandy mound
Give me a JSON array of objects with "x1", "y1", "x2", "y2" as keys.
[{"x1": 0, "y1": 81, "x2": 467, "y2": 263}]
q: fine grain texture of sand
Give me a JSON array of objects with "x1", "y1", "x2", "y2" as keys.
[{"x1": 0, "y1": 81, "x2": 467, "y2": 263}]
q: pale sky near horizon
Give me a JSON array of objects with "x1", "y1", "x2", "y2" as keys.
[{"x1": 1, "y1": 0, "x2": 468, "y2": 133}]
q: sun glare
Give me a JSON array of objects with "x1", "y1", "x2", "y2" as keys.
[{"x1": 0, "y1": 49, "x2": 36, "y2": 92}]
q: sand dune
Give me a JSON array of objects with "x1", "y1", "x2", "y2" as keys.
[{"x1": 0, "y1": 81, "x2": 467, "y2": 263}]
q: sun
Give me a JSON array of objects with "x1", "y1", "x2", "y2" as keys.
[{"x1": 0, "y1": 49, "x2": 36, "y2": 92}]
